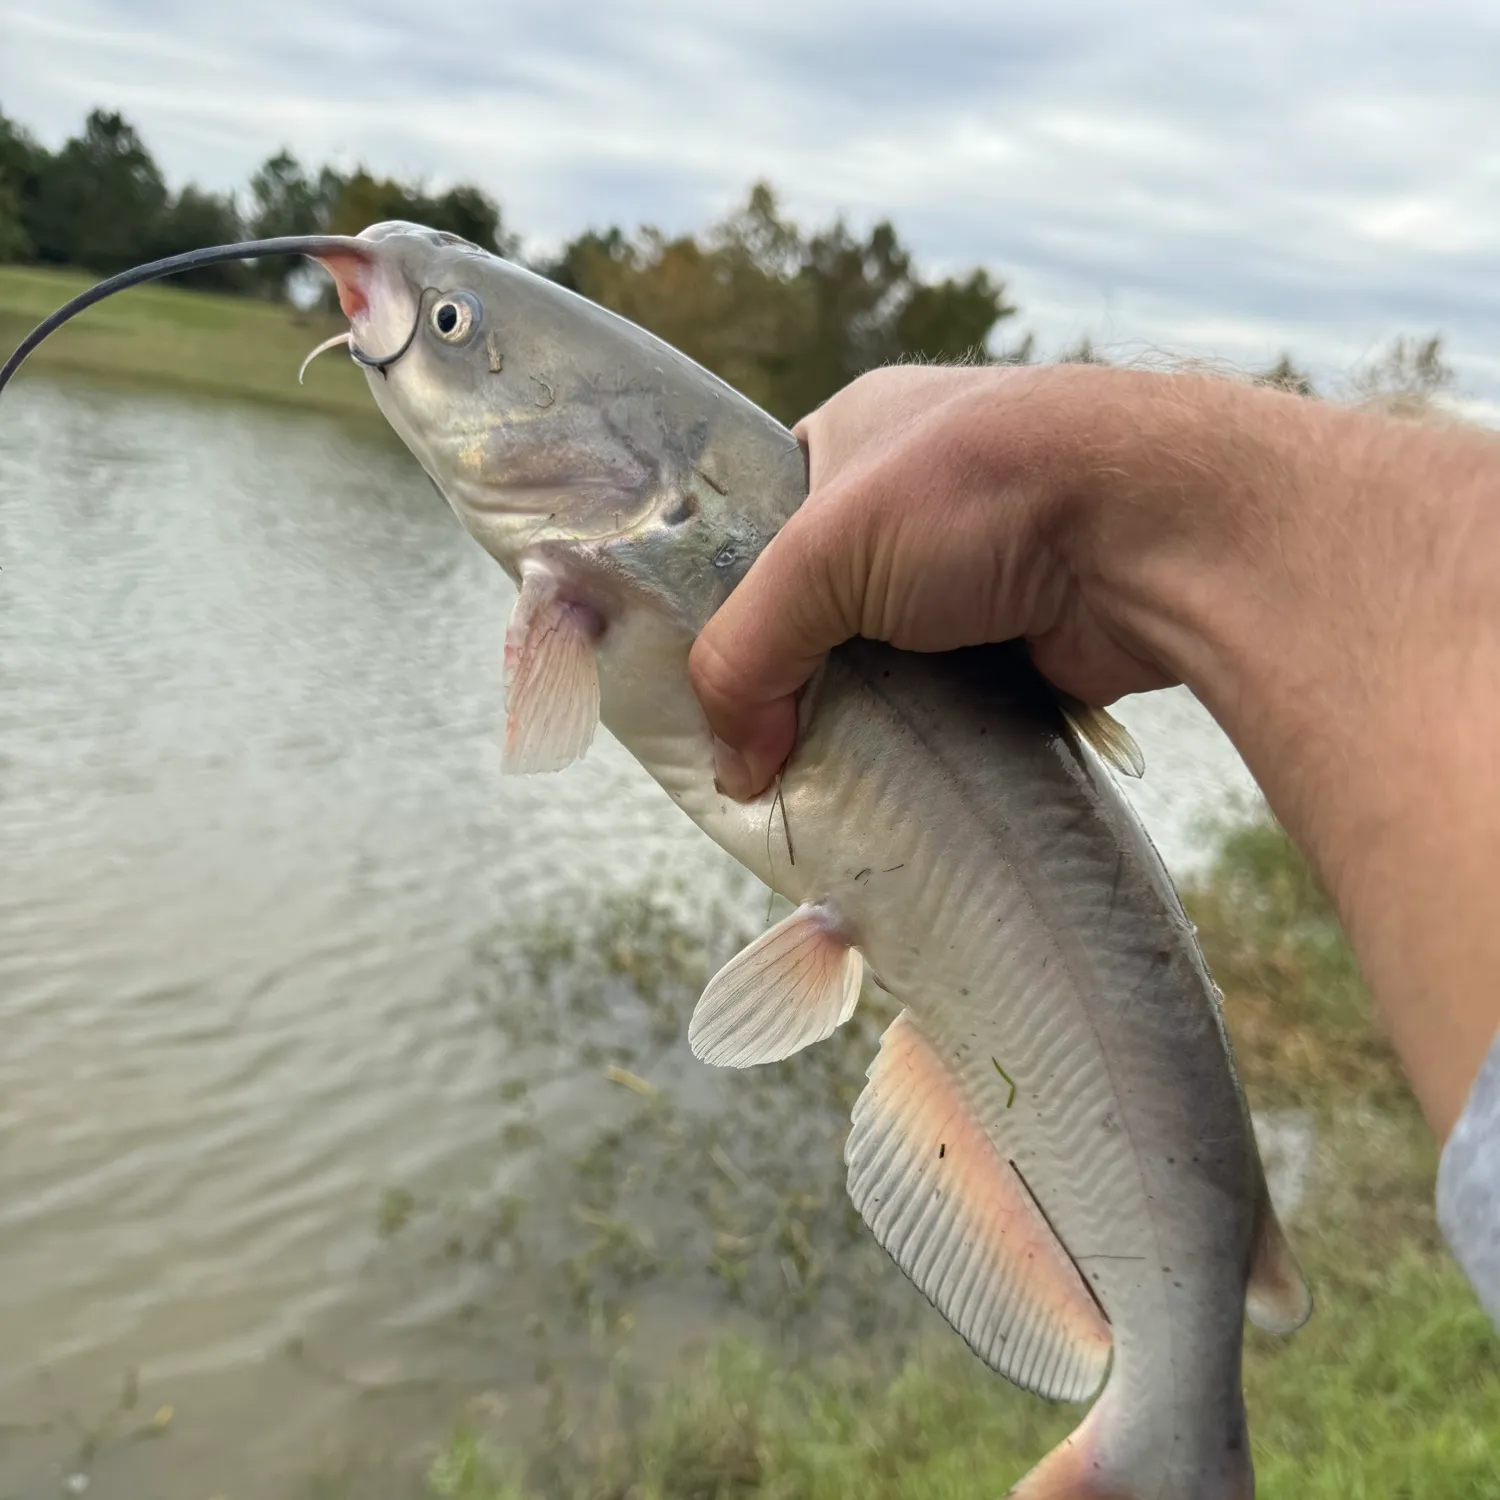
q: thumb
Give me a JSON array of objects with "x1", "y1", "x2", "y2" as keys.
[{"x1": 689, "y1": 495, "x2": 867, "y2": 800}]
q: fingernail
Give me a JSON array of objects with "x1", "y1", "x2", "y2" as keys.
[{"x1": 712, "y1": 737, "x2": 754, "y2": 801}]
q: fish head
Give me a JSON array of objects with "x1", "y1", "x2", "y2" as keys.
[
  {"x1": 320, "y1": 221, "x2": 807, "y2": 633},
  {"x1": 0, "y1": 218, "x2": 807, "y2": 639}
]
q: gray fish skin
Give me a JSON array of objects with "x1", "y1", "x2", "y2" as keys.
[{"x1": 313, "y1": 222, "x2": 1306, "y2": 1499}]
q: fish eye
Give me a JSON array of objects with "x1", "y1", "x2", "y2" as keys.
[{"x1": 430, "y1": 291, "x2": 481, "y2": 343}]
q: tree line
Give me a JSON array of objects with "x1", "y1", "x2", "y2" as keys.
[
  {"x1": 0, "y1": 108, "x2": 515, "y2": 294},
  {"x1": 0, "y1": 105, "x2": 1455, "y2": 424}
]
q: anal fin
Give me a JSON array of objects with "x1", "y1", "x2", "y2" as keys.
[
  {"x1": 846, "y1": 1010, "x2": 1112, "y2": 1401},
  {"x1": 502, "y1": 569, "x2": 602, "y2": 775},
  {"x1": 689, "y1": 902, "x2": 862, "y2": 1068}
]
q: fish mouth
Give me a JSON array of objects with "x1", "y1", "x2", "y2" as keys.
[
  {"x1": 311, "y1": 242, "x2": 422, "y2": 375},
  {"x1": 0, "y1": 233, "x2": 419, "y2": 394},
  {"x1": 346, "y1": 303, "x2": 420, "y2": 376}
]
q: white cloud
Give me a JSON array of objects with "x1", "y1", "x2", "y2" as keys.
[{"x1": 3, "y1": 0, "x2": 1499, "y2": 396}]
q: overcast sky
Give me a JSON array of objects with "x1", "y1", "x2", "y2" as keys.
[{"x1": 4, "y1": 0, "x2": 1499, "y2": 404}]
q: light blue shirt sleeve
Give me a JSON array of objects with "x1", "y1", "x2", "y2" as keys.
[{"x1": 1436, "y1": 1030, "x2": 1500, "y2": 1328}]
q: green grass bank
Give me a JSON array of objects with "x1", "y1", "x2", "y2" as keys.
[
  {"x1": 426, "y1": 815, "x2": 1499, "y2": 1500},
  {"x1": 0, "y1": 263, "x2": 376, "y2": 420}
]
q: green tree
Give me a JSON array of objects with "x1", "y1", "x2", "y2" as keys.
[
  {"x1": 0, "y1": 178, "x2": 25, "y2": 262},
  {"x1": 0, "y1": 107, "x2": 48, "y2": 262},
  {"x1": 153, "y1": 185, "x2": 247, "y2": 290},
  {"x1": 29, "y1": 109, "x2": 168, "y2": 273},
  {"x1": 544, "y1": 225, "x2": 631, "y2": 295},
  {"x1": 896, "y1": 268, "x2": 1017, "y2": 365},
  {"x1": 248, "y1": 150, "x2": 333, "y2": 240},
  {"x1": 429, "y1": 183, "x2": 516, "y2": 256},
  {"x1": 546, "y1": 207, "x2": 808, "y2": 417},
  {"x1": 326, "y1": 169, "x2": 513, "y2": 254},
  {"x1": 994, "y1": 330, "x2": 1036, "y2": 365},
  {"x1": 548, "y1": 182, "x2": 1018, "y2": 425},
  {"x1": 780, "y1": 213, "x2": 913, "y2": 416},
  {"x1": 1256, "y1": 354, "x2": 1317, "y2": 397},
  {"x1": 325, "y1": 168, "x2": 417, "y2": 237},
  {"x1": 246, "y1": 150, "x2": 345, "y2": 295},
  {"x1": 1057, "y1": 335, "x2": 1107, "y2": 365},
  {"x1": 1351, "y1": 334, "x2": 1454, "y2": 417}
]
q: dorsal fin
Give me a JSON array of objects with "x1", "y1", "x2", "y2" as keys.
[{"x1": 845, "y1": 1011, "x2": 1112, "y2": 1401}]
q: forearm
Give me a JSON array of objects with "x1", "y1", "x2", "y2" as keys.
[{"x1": 1075, "y1": 379, "x2": 1500, "y2": 1138}]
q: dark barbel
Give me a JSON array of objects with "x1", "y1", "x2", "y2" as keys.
[{"x1": 0, "y1": 235, "x2": 366, "y2": 394}]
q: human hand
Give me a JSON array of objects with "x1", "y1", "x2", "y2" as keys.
[{"x1": 688, "y1": 362, "x2": 1185, "y2": 800}]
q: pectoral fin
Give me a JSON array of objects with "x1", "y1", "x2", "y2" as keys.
[
  {"x1": 502, "y1": 570, "x2": 601, "y2": 775},
  {"x1": 846, "y1": 1010, "x2": 1112, "y2": 1401},
  {"x1": 688, "y1": 902, "x2": 862, "y2": 1068}
]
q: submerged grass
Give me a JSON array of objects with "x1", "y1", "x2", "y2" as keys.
[
  {"x1": 423, "y1": 808, "x2": 1498, "y2": 1499},
  {"x1": 433, "y1": 1189, "x2": 1497, "y2": 1500},
  {"x1": 0, "y1": 263, "x2": 376, "y2": 420},
  {"x1": 1183, "y1": 812, "x2": 1408, "y2": 1107}
]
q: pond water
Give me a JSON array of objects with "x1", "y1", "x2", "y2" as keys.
[{"x1": 0, "y1": 378, "x2": 1262, "y2": 1498}]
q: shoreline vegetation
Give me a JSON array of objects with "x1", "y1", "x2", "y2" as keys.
[
  {"x1": 412, "y1": 813, "x2": 1498, "y2": 1500},
  {"x1": 0, "y1": 105, "x2": 1018, "y2": 430},
  {"x1": 0, "y1": 108, "x2": 1466, "y2": 431},
  {"x1": 0, "y1": 263, "x2": 1466, "y2": 442}
]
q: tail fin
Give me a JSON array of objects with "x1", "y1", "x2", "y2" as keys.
[{"x1": 1006, "y1": 1380, "x2": 1254, "y2": 1500}]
